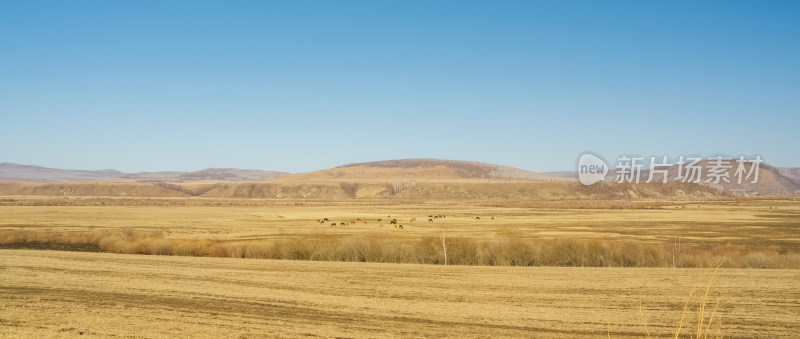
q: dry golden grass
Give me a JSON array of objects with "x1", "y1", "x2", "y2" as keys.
[
  {"x1": 1, "y1": 198, "x2": 798, "y2": 268},
  {"x1": 0, "y1": 198, "x2": 798, "y2": 337},
  {"x1": 3, "y1": 229, "x2": 799, "y2": 268},
  {"x1": 1, "y1": 250, "x2": 798, "y2": 338}
]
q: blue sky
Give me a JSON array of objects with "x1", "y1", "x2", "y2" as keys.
[{"x1": 1, "y1": 1, "x2": 798, "y2": 173}]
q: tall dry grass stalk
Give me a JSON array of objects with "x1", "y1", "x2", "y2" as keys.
[
  {"x1": 673, "y1": 264, "x2": 724, "y2": 339},
  {"x1": 674, "y1": 286, "x2": 697, "y2": 338},
  {"x1": 694, "y1": 264, "x2": 723, "y2": 339},
  {"x1": 441, "y1": 231, "x2": 447, "y2": 266},
  {"x1": 629, "y1": 263, "x2": 725, "y2": 339}
]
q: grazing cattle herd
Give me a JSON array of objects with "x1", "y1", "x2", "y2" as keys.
[{"x1": 316, "y1": 213, "x2": 492, "y2": 229}]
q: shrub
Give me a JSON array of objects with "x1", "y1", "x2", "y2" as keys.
[{"x1": 2, "y1": 229, "x2": 799, "y2": 268}]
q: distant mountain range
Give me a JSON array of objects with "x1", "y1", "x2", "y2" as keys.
[
  {"x1": 0, "y1": 163, "x2": 125, "y2": 182},
  {"x1": 1, "y1": 159, "x2": 798, "y2": 195},
  {"x1": 0, "y1": 163, "x2": 288, "y2": 183}
]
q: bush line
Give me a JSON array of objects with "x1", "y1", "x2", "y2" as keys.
[{"x1": 1, "y1": 230, "x2": 798, "y2": 268}]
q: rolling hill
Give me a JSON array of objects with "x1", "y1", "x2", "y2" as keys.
[
  {"x1": 121, "y1": 168, "x2": 289, "y2": 182},
  {"x1": 603, "y1": 160, "x2": 800, "y2": 195},
  {"x1": 272, "y1": 158, "x2": 571, "y2": 184}
]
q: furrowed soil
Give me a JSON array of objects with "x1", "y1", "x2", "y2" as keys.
[{"x1": 1, "y1": 250, "x2": 798, "y2": 338}]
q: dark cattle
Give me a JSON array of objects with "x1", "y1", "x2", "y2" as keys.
[
  {"x1": 428, "y1": 215, "x2": 433, "y2": 218},
  {"x1": 434, "y1": 216, "x2": 438, "y2": 219},
  {"x1": 323, "y1": 218, "x2": 329, "y2": 222},
  {"x1": 398, "y1": 225, "x2": 404, "y2": 229},
  {"x1": 491, "y1": 217, "x2": 495, "y2": 220},
  {"x1": 428, "y1": 218, "x2": 433, "y2": 222},
  {"x1": 390, "y1": 220, "x2": 397, "y2": 224},
  {"x1": 475, "y1": 217, "x2": 481, "y2": 220},
  {"x1": 331, "y1": 223, "x2": 337, "y2": 227},
  {"x1": 377, "y1": 218, "x2": 383, "y2": 222}
]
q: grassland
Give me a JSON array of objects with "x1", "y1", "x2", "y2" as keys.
[
  {"x1": 1, "y1": 197, "x2": 798, "y2": 337},
  {"x1": 2, "y1": 198, "x2": 797, "y2": 242},
  {"x1": 1, "y1": 198, "x2": 798, "y2": 267},
  {"x1": 2, "y1": 250, "x2": 799, "y2": 338}
]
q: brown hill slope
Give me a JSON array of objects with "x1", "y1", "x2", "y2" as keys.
[
  {"x1": 198, "y1": 181, "x2": 723, "y2": 200},
  {"x1": 604, "y1": 160, "x2": 800, "y2": 195},
  {"x1": 0, "y1": 182, "x2": 190, "y2": 197},
  {"x1": 273, "y1": 159, "x2": 570, "y2": 184},
  {"x1": 0, "y1": 180, "x2": 723, "y2": 201},
  {"x1": 122, "y1": 168, "x2": 289, "y2": 182}
]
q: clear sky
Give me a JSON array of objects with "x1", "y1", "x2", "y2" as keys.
[{"x1": 1, "y1": 1, "x2": 798, "y2": 173}]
